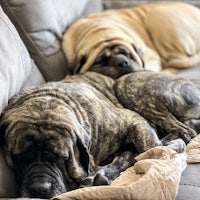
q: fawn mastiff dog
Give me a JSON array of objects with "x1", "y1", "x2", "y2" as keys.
[{"x1": 62, "y1": 2, "x2": 200, "y2": 78}]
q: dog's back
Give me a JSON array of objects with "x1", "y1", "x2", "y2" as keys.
[{"x1": 114, "y1": 71, "x2": 199, "y2": 143}]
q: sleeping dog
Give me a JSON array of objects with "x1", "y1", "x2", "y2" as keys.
[
  {"x1": 62, "y1": 2, "x2": 200, "y2": 77},
  {"x1": 0, "y1": 72, "x2": 161, "y2": 198},
  {"x1": 88, "y1": 45, "x2": 144, "y2": 79},
  {"x1": 114, "y1": 70, "x2": 199, "y2": 147},
  {"x1": 0, "y1": 71, "x2": 199, "y2": 198}
]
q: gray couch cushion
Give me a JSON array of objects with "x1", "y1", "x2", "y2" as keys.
[
  {"x1": 22, "y1": 62, "x2": 45, "y2": 89},
  {"x1": 0, "y1": 6, "x2": 36, "y2": 113},
  {"x1": 176, "y1": 164, "x2": 200, "y2": 200},
  {"x1": 177, "y1": 66, "x2": 200, "y2": 80},
  {"x1": 0, "y1": 0, "x2": 103, "y2": 81}
]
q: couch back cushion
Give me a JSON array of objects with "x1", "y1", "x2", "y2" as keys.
[
  {"x1": 0, "y1": 6, "x2": 37, "y2": 113},
  {"x1": 0, "y1": 0, "x2": 103, "y2": 81}
]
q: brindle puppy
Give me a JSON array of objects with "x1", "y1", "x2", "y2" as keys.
[
  {"x1": 0, "y1": 72, "x2": 161, "y2": 198},
  {"x1": 114, "y1": 70, "x2": 199, "y2": 147}
]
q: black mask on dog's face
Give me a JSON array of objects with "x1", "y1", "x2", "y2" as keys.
[
  {"x1": 8, "y1": 136, "x2": 89, "y2": 199},
  {"x1": 1, "y1": 123, "x2": 90, "y2": 199},
  {"x1": 89, "y1": 46, "x2": 144, "y2": 79}
]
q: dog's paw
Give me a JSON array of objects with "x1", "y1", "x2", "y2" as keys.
[
  {"x1": 164, "y1": 138, "x2": 186, "y2": 153},
  {"x1": 179, "y1": 129, "x2": 197, "y2": 143},
  {"x1": 79, "y1": 169, "x2": 109, "y2": 188},
  {"x1": 93, "y1": 172, "x2": 109, "y2": 186}
]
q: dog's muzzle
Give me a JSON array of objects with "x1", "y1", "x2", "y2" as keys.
[
  {"x1": 27, "y1": 176, "x2": 52, "y2": 198},
  {"x1": 20, "y1": 162, "x2": 67, "y2": 198},
  {"x1": 112, "y1": 54, "x2": 130, "y2": 68}
]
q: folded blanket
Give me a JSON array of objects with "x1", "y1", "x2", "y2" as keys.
[
  {"x1": 186, "y1": 135, "x2": 200, "y2": 163},
  {"x1": 52, "y1": 146, "x2": 187, "y2": 200}
]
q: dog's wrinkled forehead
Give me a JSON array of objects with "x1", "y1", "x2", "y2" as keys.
[
  {"x1": 2, "y1": 96, "x2": 77, "y2": 157},
  {"x1": 100, "y1": 46, "x2": 131, "y2": 58}
]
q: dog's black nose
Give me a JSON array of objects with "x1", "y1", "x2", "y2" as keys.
[
  {"x1": 28, "y1": 181, "x2": 51, "y2": 198},
  {"x1": 118, "y1": 60, "x2": 129, "y2": 67}
]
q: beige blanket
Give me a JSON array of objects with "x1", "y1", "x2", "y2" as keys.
[{"x1": 52, "y1": 134, "x2": 200, "y2": 200}]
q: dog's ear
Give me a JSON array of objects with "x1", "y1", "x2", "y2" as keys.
[
  {"x1": 66, "y1": 130, "x2": 90, "y2": 181},
  {"x1": 73, "y1": 56, "x2": 87, "y2": 74},
  {"x1": 132, "y1": 44, "x2": 145, "y2": 68},
  {"x1": 0, "y1": 119, "x2": 14, "y2": 168},
  {"x1": 77, "y1": 136, "x2": 90, "y2": 173},
  {"x1": 0, "y1": 116, "x2": 8, "y2": 145}
]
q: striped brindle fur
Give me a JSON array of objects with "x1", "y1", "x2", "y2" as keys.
[{"x1": 1, "y1": 71, "x2": 199, "y2": 198}]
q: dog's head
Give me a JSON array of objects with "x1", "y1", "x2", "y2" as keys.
[
  {"x1": 89, "y1": 45, "x2": 144, "y2": 79},
  {"x1": 0, "y1": 86, "x2": 90, "y2": 198},
  {"x1": 74, "y1": 45, "x2": 144, "y2": 79},
  {"x1": 62, "y1": 13, "x2": 147, "y2": 78}
]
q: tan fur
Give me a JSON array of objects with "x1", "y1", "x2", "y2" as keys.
[{"x1": 62, "y1": 2, "x2": 200, "y2": 74}]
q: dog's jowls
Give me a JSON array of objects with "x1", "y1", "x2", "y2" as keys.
[{"x1": 62, "y1": 2, "x2": 200, "y2": 77}]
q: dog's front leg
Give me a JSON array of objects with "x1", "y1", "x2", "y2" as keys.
[
  {"x1": 80, "y1": 151, "x2": 136, "y2": 187},
  {"x1": 79, "y1": 169, "x2": 109, "y2": 188},
  {"x1": 101, "y1": 151, "x2": 137, "y2": 183},
  {"x1": 161, "y1": 137, "x2": 186, "y2": 153},
  {"x1": 125, "y1": 110, "x2": 162, "y2": 153}
]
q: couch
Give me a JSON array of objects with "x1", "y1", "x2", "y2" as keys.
[{"x1": 0, "y1": 0, "x2": 200, "y2": 199}]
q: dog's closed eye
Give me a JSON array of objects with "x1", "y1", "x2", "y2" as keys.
[
  {"x1": 43, "y1": 150, "x2": 60, "y2": 162},
  {"x1": 95, "y1": 53, "x2": 110, "y2": 65},
  {"x1": 114, "y1": 47, "x2": 131, "y2": 57},
  {"x1": 12, "y1": 148, "x2": 35, "y2": 169}
]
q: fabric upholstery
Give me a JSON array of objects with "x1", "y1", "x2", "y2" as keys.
[
  {"x1": 177, "y1": 66, "x2": 200, "y2": 80},
  {"x1": 0, "y1": 5, "x2": 42, "y2": 195},
  {"x1": 0, "y1": 0, "x2": 102, "y2": 81},
  {"x1": 0, "y1": 6, "x2": 35, "y2": 113},
  {"x1": 176, "y1": 164, "x2": 200, "y2": 200}
]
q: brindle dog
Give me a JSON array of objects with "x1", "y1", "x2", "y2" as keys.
[
  {"x1": 0, "y1": 72, "x2": 161, "y2": 198},
  {"x1": 114, "y1": 70, "x2": 199, "y2": 148},
  {"x1": 1, "y1": 71, "x2": 198, "y2": 198}
]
